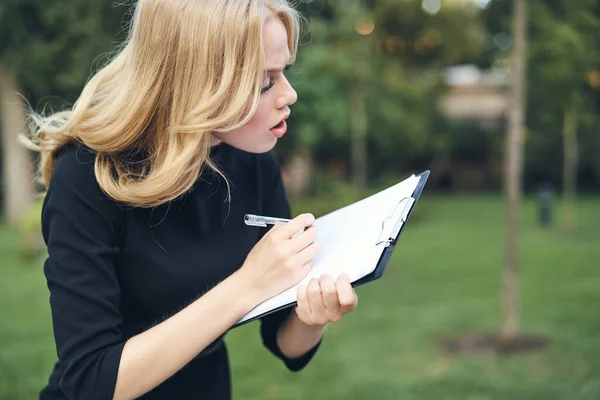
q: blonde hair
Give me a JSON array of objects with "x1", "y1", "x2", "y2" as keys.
[{"x1": 24, "y1": 0, "x2": 300, "y2": 208}]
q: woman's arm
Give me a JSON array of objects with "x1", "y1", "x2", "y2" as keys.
[
  {"x1": 114, "y1": 269, "x2": 258, "y2": 400},
  {"x1": 115, "y1": 214, "x2": 317, "y2": 399},
  {"x1": 275, "y1": 312, "x2": 326, "y2": 360}
]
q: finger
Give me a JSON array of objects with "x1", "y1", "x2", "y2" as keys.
[
  {"x1": 274, "y1": 213, "x2": 315, "y2": 240},
  {"x1": 289, "y1": 241, "x2": 319, "y2": 268},
  {"x1": 307, "y1": 278, "x2": 326, "y2": 318},
  {"x1": 336, "y1": 274, "x2": 358, "y2": 313},
  {"x1": 319, "y1": 275, "x2": 341, "y2": 319},
  {"x1": 295, "y1": 284, "x2": 310, "y2": 320},
  {"x1": 289, "y1": 226, "x2": 317, "y2": 252},
  {"x1": 259, "y1": 219, "x2": 287, "y2": 240}
]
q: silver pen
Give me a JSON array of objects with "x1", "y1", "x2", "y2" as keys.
[{"x1": 244, "y1": 214, "x2": 291, "y2": 227}]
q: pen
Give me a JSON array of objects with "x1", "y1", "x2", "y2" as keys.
[{"x1": 244, "y1": 214, "x2": 291, "y2": 227}]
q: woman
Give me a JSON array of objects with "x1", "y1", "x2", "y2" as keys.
[{"x1": 26, "y1": 0, "x2": 358, "y2": 399}]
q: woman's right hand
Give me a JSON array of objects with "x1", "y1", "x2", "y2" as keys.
[{"x1": 240, "y1": 213, "x2": 319, "y2": 304}]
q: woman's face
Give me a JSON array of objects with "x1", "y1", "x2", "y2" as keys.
[{"x1": 212, "y1": 15, "x2": 297, "y2": 153}]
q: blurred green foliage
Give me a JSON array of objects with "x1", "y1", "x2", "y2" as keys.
[
  {"x1": 280, "y1": 0, "x2": 488, "y2": 183},
  {"x1": 0, "y1": 0, "x2": 599, "y2": 191},
  {"x1": 0, "y1": 1, "x2": 128, "y2": 108},
  {"x1": 15, "y1": 196, "x2": 45, "y2": 260},
  {"x1": 480, "y1": 0, "x2": 600, "y2": 191}
]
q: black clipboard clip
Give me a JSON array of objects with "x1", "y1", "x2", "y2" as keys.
[{"x1": 375, "y1": 196, "x2": 416, "y2": 248}]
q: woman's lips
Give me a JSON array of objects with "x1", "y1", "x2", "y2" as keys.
[
  {"x1": 270, "y1": 118, "x2": 288, "y2": 138},
  {"x1": 269, "y1": 120, "x2": 287, "y2": 138}
]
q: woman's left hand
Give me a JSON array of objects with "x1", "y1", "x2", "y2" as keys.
[{"x1": 295, "y1": 274, "x2": 358, "y2": 326}]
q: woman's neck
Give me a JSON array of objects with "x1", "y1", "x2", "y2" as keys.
[{"x1": 210, "y1": 134, "x2": 222, "y2": 147}]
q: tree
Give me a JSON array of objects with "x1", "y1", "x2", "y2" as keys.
[
  {"x1": 288, "y1": 0, "x2": 485, "y2": 188},
  {"x1": 0, "y1": 1, "x2": 127, "y2": 222},
  {"x1": 479, "y1": 0, "x2": 600, "y2": 195},
  {"x1": 501, "y1": 0, "x2": 526, "y2": 343},
  {"x1": 527, "y1": 0, "x2": 600, "y2": 233},
  {"x1": 0, "y1": 65, "x2": 35, "y2": 224},
  {"x1": 291, "y1": 1, "x2": 376, "y2": 191}
]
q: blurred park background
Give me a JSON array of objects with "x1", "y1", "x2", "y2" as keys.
[{"x1": 1, "y1": 0, "x2": 599, "y2": 399}]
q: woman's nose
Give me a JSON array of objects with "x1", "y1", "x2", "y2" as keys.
[{"x1": 276, "y1": 76, "x2": 297, "y2": 109}]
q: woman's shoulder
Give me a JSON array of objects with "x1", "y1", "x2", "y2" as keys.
[
  {"x1": 49, "y1": 142, "x2": 120, "y2": 212},
  {"x1": 44, "y1": 141, "x2": 124, "y2": 231},
  {"x1": 51, "y1": 141, "x2": 99, "y2": 188}
]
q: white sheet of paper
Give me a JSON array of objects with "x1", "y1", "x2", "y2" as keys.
[{"x1": 237, "y1": 174, "x2": 420, "y2": 324}]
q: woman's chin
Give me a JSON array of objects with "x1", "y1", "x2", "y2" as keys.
[
  {"x1": 227, "y1": 137, "x2": 277, "y2": 154},
  {"x1": 249, "y1": 140, "x2": 277, "y2": 154}
]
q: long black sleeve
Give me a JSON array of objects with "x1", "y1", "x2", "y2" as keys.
[
  {"x1": 42, "y1": 145, "x2": 126, "y2": 399},
  {"x1": 257, "y1": 152, "x2": 321, "y2": 371}
]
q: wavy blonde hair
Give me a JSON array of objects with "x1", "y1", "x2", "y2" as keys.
[{"x1": 24, "y1": 0, "x2": 300, "y2": 208}]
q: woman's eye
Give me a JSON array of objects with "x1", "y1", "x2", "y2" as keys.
[{"x1": 261, "y1": 80, "x2": 275, "y2": 93}]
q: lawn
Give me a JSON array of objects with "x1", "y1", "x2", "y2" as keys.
[{"x1": 1, "y1": 195, "x2": 599, "y2": 400}]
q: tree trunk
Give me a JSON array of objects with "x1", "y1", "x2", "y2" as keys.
[
  {"x1": 501, "y1": 0, "x2": 527, "y2": 342},
  {"x1": 281, "y1": 148, "x2": 313, "y2": 197},
  {"x1": 0, "y1": 66, "x2": 36, "y2": 224},
  {"x1": 562, "y1": 101, "x2": 578, "y2": 234},
  {"x1": 349, "y1": 84, "x2": 367, "y2": 190}
]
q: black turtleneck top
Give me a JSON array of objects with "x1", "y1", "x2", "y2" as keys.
[{"x1": 39, "y1": 142, "x2": 320, "y2": 400}]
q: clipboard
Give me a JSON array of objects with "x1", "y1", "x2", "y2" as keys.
[
  {"x1": 233, "y1": 170, "x2": 429, "y2": 327},
  {"x1": 352, "y1": 170, "x2": 429, "y2": 288}
]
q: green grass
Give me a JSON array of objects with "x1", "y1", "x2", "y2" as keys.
[{"x1": 1, "y1": 195, "x2": 599, "y2": 399}]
